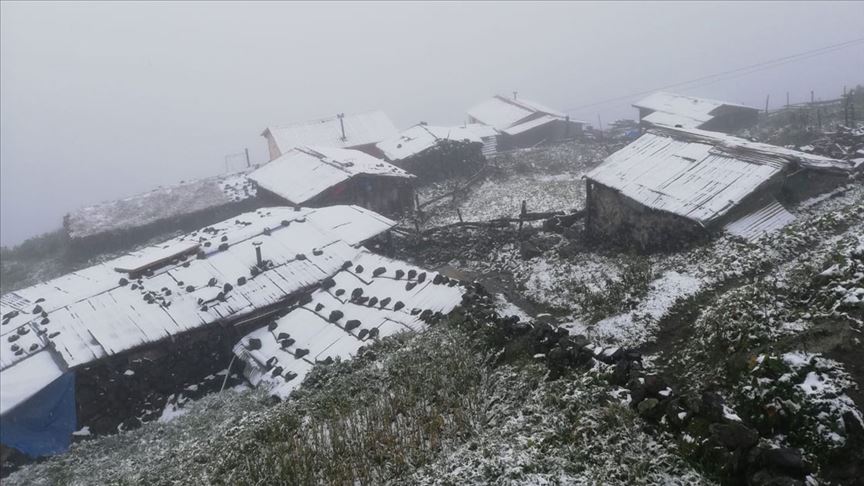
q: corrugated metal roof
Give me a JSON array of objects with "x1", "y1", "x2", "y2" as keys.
[
  {"x1": 233, "y1": 250, "x2": 465, "y2": 398},
  {"x1": 586, "y1": 127, "x2": 856, "y2": 226},
  {"x1": 657, "y1": 126, "x2": 860, "y2": 173},
  {"x1": 0, "y1": 205, "x2": 395, "y2": 416},
  {"x1": 634, "y1": 92, "x2": 758, "y2": 129},
  {"x1": 0, "y1": 351, "x2": 66, "y2": 416},
  {"x1": 463, "y1": 123, "x2": 499, "y2": 138},
  {"x1": 66, "y1": 171, "x2": 257, "y2": 240},
  {"x1": 462, "y1": 123, "x2": 499, "y2": 156},
  {"x1": 376, "y1": 125, "x2": 482, "y2": 161},
  {"x1": 502, "y1": 114, "x2": 561, "y2": 136},
  {"x1": 249, "y1": 146, "x2": 413, "y2": 205},
  {"x1": 263, "y1": 111, "x2": 398, "y2": 154},
  {"x1": 467, "y1": 95, "x2": 574, "y2": 131},
  {"x1": 725, "y1": 199, "x2": 796, "y2": 241},
  {"x1": 641, "y1": 110, "x2": 706, "y2": 129}
]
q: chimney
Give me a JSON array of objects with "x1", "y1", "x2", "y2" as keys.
[
  {"x1": 253, "y1": 241, "x2": 263, "y2": 266},
  {"x1": 337, "y1": 113, "x2": 346, "y2": 141}
]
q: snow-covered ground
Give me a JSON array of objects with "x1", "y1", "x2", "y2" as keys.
[{"x1": 412, "y1": 141, "x2": 610, "y2": 228}]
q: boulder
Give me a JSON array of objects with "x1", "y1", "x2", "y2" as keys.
[
  {"x1": 762, "y1": 448, "x2": 805, "y2": 474},
  {"x1": 637, "y1": 398, "x2": 663, "y2": 419},
  {"x1": 644, "y1": 374, "x2": 668, "y2": 395},
  {"x1": 748, "y1": 469, "x2": 804, "y2": 486},
  {"x1": 710, "y1": 422, "x2": 759, "y2": 450},
  {"x1": 519, "y1": 240, "x2": 542, "y2": 260}
]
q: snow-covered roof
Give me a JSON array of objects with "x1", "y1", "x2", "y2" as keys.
[
  {"x1": 66, "y1": 172, "x2": 257, "y2": 240},
  {"x1": 262, "y1": 111, "x2": 398, "y2": 154},
  {"x1": 0, "y1": 205, "x2": 395, "y2": 416},
  {"x1": 233, "y1": 250, "x2": 465, "y2": 398},
  {"x1": 586, "y1": 126, "x2": 855, "y2": 226},
  {"x1": 467, "y1": 95, "x2": 575, "y2": 131},
  {"x1": 376, "y1": 125, "x2": 483, "y2": 161},
  {"x1": 0, "y1": 351, "x2": 65, "y2": 416},
  {"x1": 633, "y1": 92, "x2": 759, "y2": 129},
  {"x1": 462, "y1": 123, "x2": 499, "y2": 139},
  {"x1": 724, "y1": 199, "x2": 796, "y2": 241},
  {"x1": 503, "y1": 115, "x2": 562, "y2": 136},
  {"x1": 249, "y1": 146, "x2": 413, "y2": 205}
]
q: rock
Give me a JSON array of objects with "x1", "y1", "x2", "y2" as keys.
[
  {"x1": 557, "y1": 241, "x2": 581, "y2": 258},
  {"x1": 121, "y1": 416, "x2": 142, "y2": 431},
  {"x1": 701, "y1": 391, "x2": 726, "y2": 421},
  {"x1": 683, "y1": 394, "x2": 702, "y2": 414},
  {"x1": 703, "y1": 445, "x2": 742, "y2": 477},
  {"x1": 762, "y1": 448, "x2": 805, "y2": 474},
  {"x1": 519, "y1": 240, "x2": 542, "y2": 260},
  {"x1": 247, "y1": 338, "x2": 262, "y2": 350},
  {"x1": 610, "y1": 360, "x2": 629, "y2": 386},
  {"x1": 637, "y1": 397, "x2": 660, "y2": 418},
  {"x1": 571, "y1": 334, "x2": 589, "y2": 348},
  {"x1": 748, "y1": 469, "x2": 804, "y2": 486},
  {"x1": 710, "y1": 422, "x2": 759, "y2": 450},
  {"x1": 643, "y1": 374, "x2": 668, "y2": 395},
  {"x1": 842, "y1": 410, "x2": 864, "y2": 439},
  {"x1": 344, "y1": 320, "x2": 361, "y2": 331}
]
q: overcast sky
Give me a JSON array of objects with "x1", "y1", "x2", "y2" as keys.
[{"x1": 1, "y1": 1, "x2": 862, "y2": 246}]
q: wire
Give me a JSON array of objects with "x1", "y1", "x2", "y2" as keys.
[{"x1": 564, "y1": 37, "x2": 864, "y2": 114}]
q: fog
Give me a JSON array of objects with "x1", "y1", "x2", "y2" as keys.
[{"x1": 1, "y1": 1, "x2": 862, "y2": 246}]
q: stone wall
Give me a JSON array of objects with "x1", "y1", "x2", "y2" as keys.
[{"x1": 585, "y1": 180, "x2": 707, "y2": 251}]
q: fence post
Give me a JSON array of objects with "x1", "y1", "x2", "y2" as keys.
[{"x1": 518, "y1": 200, "x2": 527, "y2": 237}]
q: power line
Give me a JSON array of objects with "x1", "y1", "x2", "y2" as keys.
[{"x1": 564, "y1": 37, "x2": 864, "y2": 114}]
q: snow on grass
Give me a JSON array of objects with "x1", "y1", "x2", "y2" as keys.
[
  {"x1": 494, "y1": 293, "x2": 532, "y2": 322},
  {"x1": 577, "y1": 271, "x2": 702, "y2": 348},
  {"x1": 522, "y1": 254, "x2": 623, "y2": 306},
  {"x1": 158, "y1": 394, "x2": 190, "y2": 423},
  {"x1": 743, "y1": 352, "x2": 863, "y2": 449},
  {"x1": 420, "y1": 171, "x2": 586, "y2": 228},
  {"x1": 413, "y1": 140, "x2": 608, "y2": 229},
  {"x1": 404, "y1": 366, "x2": 713, "y2": 486},
  {"x1": 4, "y1": 386, "x2": 271, "y2": 486}
]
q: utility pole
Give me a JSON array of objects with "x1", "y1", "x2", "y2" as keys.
[
  {"x1": 245, "y1": 148, "x2": 251, "y2": 168},
  {"x1": 338, "y1": 113, "x2": 346, "y2": 141},
  {"x1": 764, "y1": 94, "x2": 770, "y2": 114},
  {"x1": 786, "y1": 91, "x2": 790, "y2": 108},
  {"x1": 597, "y1": 114, "x2": 603, "y2": 142}
]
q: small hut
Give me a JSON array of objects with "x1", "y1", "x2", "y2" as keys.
[
  {"x1": 376, "y1": 124, "x2": 485, "y2": 181},
  {"x1": 633, "y1": 92, "x2": 760, "y2": 133},
  {"x1": 249, "y1": 146, "x2": 415, "y2": 216},
  {"x1": 467, "y1": 95, "x2": 583, "y2": 150},
  {"x1": 261, "y1": 111, "x2": 398, "y2": 161},
  {"x1": 585, "y1": 126, "x2": 861, "y2": 250}
]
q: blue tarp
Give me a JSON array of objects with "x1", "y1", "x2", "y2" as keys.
[{"x1": 1, "y1": 372, "x2": 76, "y2": 457}]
